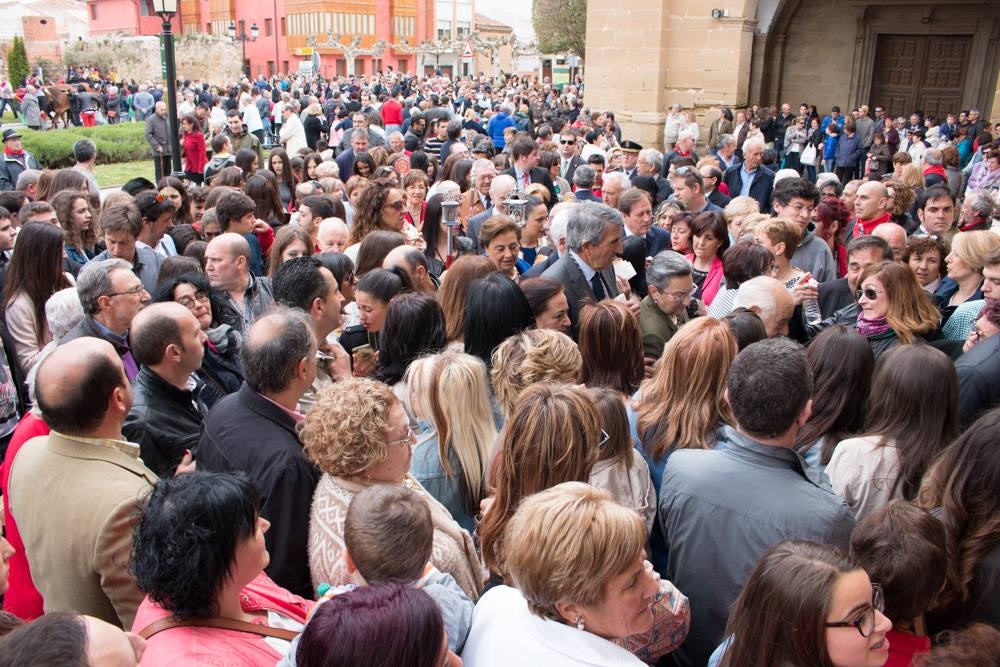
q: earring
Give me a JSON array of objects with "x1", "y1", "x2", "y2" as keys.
[{"x1": 575, "y1": 616, "x2": 585, "y2": 631}]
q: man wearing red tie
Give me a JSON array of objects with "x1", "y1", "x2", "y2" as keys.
[{"x1": 501, "y1": 136, "x2": 556, "y2": 196}]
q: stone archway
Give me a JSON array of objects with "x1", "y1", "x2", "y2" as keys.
[{"x1": 752, "y1": 1, "x2": 1000, "y2": 120}]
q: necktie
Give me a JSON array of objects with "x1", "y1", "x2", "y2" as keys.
[
  {"x1": 484, "y1": 196, "x2": 491, "y2": 211},
  {"x1": 590, "y1": 273, "x2": 606, "y2": 300},
  {"x1": 522, "y1": 172, "x2": 530, "y2": 190},
  {"x1": 561, "y1": 159, "x2": 569, "y2": 178}
]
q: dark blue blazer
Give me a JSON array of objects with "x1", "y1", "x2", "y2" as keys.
[{"x1": 574, "y1": 189, "x2": 603, "y2": 203}]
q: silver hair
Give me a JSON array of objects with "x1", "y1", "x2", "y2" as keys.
[
  {"x1": 734, "y1": 277, "x2": 781, "y2": 320},
  {"x1": 242, "y1": 307, "x2": 316, "y2": 394},
  {"x1": 45, "y1": 287, "x2": 84, "y2": 341},
  {"x1": 602, "y1": 171, "x2": 631, "y2": 191},
  {"x1": 566, "y1": 201, "x2": 623, "y2": 252},
  {"x1": 638, "y1": 148, "x2": 663, "y2": 172},
  {"x1": 646, "y1": 251, "x2": 693, "y2": 290},
  {"x1": 742, "y1": 136, "x2": 765, "y2": 153},
  {"x1": 967, "y1": 190, "x2": 996, "y2": 220},
  {"x1": 351, "y1": 127, "x2": 368, "y2": 141},
  {"x1": 76, "y1": 258, "x2": 133, "y2": 317},
  {"x1": 719, "y1": 134, "x2": 736, "y2": 148},
  {"x1": 573, "y1": 165, "x2": 596, "y2": 189},
  {"x1": 549, "y1": 204, "x2": 574, "y2": 244},
  {"x1": 924, "y1": 149, "x2": 943, "y2": 166},
  {"x1": 471, "y1": 158, "x2": 496, "y2": 180},
  {"x1": 677, "y1": 130, "x2": 695, "y2": 142}
]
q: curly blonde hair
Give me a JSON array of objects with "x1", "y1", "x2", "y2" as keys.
[
  {"x1": 301, "y1": 378, "x2": 398, "y2": 477},
  {"x1": 490, "y1": 329, "x2": 581, "y2": 418}
]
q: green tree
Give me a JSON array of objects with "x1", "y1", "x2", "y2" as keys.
[
  {"x1": 532, "y1": 0, "x2": 586, "y2": 57},
  {"x1": 8, "y1": 36, "x2": 29, "y2": 87}
]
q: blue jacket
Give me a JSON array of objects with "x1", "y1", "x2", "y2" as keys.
[
  {"x1": 487, "y1": 112, "x2": 515, "y2": 149},
  {"x1": 823, "y1": 133, "x2": 839, "y2": 160},
  {"x1": 834, "y1": 133, "x2": 864, "y2": 168}
]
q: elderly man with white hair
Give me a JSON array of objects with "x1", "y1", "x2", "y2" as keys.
[
  {"x1": 733, "y1": 276, "x2": 794, "y2": 338},
  {"x1": 460, "y1": 158, "x2": 497, "y2": 229},
  {"x1": 722, "y1": 137, "x2": 774, "y2": 213},
  {"x1": 663, "y1": 130, "x2": 699, "y2": 176},
  {"x1": 524, "y1": 202, "x2": 575, "y2": 278},
  {"x1": 316, "y1": 218, "x2": 350, "y2": 253},
  {"x1": 467, "y1": 174, "x2": 516, "y2": 253}
]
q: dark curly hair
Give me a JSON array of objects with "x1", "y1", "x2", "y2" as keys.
[{"x1": 130, "y1": 472, "x2": 259, "y2": 618}]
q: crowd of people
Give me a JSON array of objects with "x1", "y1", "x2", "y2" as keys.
[{"x1": 0, "y1": 66, "x2": 999, "y2": 666}]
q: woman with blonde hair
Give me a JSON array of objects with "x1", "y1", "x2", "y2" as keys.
[
  {"x1": 490, "y1": 328, "x2": 581, "y2": 419},
  {"x1": 937, "y1": 230, "x2": 1000, "y2": 324},
  {"x1": 899, "y1": 162, "x2": 926, "y2": 191},
  {"x1": 631, "y1": 316, "x2": 737, "y2": 573},
  {"x1": 303, "y1": 378, "x2": 483, "y2": 600},
  {"x1": 723, "y1": 196, "x2": 760, "y2": 242},
  {"x1": 406, "y1": 352, "x2": 498, "y2": 532},
  {"x1": 478, "y1": 383, "x2": 600, "y2": 581},
  {"x1": 463, "y1": 482, "x2": 690, "y2": 667},
  {"x1": 752, "y1": 217, "x2": 805, "y2": 288}
]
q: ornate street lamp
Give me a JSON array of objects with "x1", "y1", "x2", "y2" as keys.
[
  {"x1": 229, "y1": 19, "x2": 259, "y2": 77},
  {"x1": 151, "y1": 0, "x2": 183, "y2": 177}
]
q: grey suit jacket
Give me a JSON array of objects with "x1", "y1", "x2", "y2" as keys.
[
  {"x1": 467, "y1": 207, "x2": 497, "y2": 253},
  {"x1": 541, "y1": 252, "x2": 619, "y2": 337}
]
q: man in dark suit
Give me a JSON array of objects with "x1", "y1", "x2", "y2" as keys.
[
  {"x1": 620, "y1": 140, "x2": 643, "y2": 181},
  {"x1": 619, "y1": 188, "x2": 670, "y2": 297},
  {"x1": 722, "y1": 138, "x2": 774, "y2": 213},
  {"x1": 335, "y1": 127, "x2": 368, "y2": 179},
  {"x1": 636, "y1": 148, "x2": 674, "y2": 206},
  {"x1": 542, "y1": 201, "x2": 623, "y2": 337},
  {"x1": 467, "y1": 174, "x2": 516, "y2": 252},
  {"x1": 700, "y1": 164, "x2": 731, "y2": 208},
  {"x1": 501, "y1": 135, "x2": 555, "y2": 197},
  {"x1": 557, "y1": 129, "x2": 584, "y2": 182},
  {"x1": 572, "y1": 165, "x2": 603, "y2": 202},
  {"x1": 196, "y1": 308, "x2": 320, "y2": 599}
]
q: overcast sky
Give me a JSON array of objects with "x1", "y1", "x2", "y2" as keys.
[{"x1": 475, "y1": 0, "x2": 536, "y2": 39}]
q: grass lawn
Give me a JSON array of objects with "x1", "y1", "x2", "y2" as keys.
[{"x1": 94, "y1": 160, "x2": 155, "y2": 188}]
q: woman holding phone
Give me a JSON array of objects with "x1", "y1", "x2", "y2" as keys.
[{"x1": 338, "y1": 268, "x2": 412, "y2": 377}]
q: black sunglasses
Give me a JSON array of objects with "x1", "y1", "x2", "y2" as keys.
[
  {"x1": 560, "y1": 139, "x2": 575, "y2": 145},
  {"x1": 855, "y1": 286, "x2": 883, "y2": 301}
]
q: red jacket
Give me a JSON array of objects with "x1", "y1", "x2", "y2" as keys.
[
  {"x1": 132, "y1": 573, "x2": 313, "y2": 666},
  {"x1": 1, "y1": 412, "x2": 51, "y2": 620},
  {"x1": 182, "y1": 130, "x2": 208, "y2": 174},
  {"x1": 686, "y1": 254, "x2": 725, "y2": 306}
]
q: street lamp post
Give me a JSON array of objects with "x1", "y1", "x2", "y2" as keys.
[
  {"x1": 228, "y1": 19, "x2": 259, "y2": 78},
  {"x1": 152, "y1": 0, "x2": 183, "y2": 178}
]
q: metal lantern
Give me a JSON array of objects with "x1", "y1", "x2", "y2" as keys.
[
  {"x1": 440, "y1": 194, "x2": 462, "y2": 265},
  {"x1": 503, "y1": 191, "x2": 531, "y2": 227}
]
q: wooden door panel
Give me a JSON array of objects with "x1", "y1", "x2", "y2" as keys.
[{"x1": 870, "y1": 34, "x2": 971, "y2": 118}]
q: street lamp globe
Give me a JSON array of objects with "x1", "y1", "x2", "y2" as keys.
[
  {"x1": 228, "y1": 20, "x2": 237, "y2": 39},
  {"x1": 250, "y1": 22, "x2": 259, "y2": 40},
  {"x1": 151, "y1": 0, "x2": 177, "y2": 15}
]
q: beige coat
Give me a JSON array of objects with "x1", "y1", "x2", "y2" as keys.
[{"x1": 7, "y1": 433, "x2": 158, "y2": 629}]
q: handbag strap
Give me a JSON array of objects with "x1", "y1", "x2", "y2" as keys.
[{"x1": 138, "y1": 615, "x2": 299, "y2": 641}]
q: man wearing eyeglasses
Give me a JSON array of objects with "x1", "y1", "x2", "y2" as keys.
[
  {"x1": 557, "y1": 130, "x2": 584, "y2": 182},
  {"x1": 60, "y1": 258, "x2": 150, "y2": 382}
]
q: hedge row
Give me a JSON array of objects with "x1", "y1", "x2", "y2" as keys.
[{"x1": 19, "y1": 124, "x2": 152, "y2": 169}]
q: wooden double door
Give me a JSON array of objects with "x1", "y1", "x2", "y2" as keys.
[{"x1": 870, "y1": 34, "x2": 972, "y2": 119}]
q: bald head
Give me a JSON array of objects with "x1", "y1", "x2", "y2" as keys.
[
  {"x1": 854, "y1": 181, "x2": 891, "y2": 221},
  {"x1": 36, "y1": 338, "x2": 129, "y2": 436},
  {"x1": 317, "y1": 217, "x2": 350, "y2": 253},
  {"x1": 130, "y1": 301, "x2": 203, "y2": 371},
  {"x1": 734, "y1": 276, "x2": 794, "y2": 338},
  {"x1": 872, "y1": 222, "x2": 906, "y2": 261},
  {"x1": 242, "y1": 307, "x2": 316, "y2": 396},
  {"x1": 490, "y1": 175, "x2": 516, "y2": 210},
  {"x1": 205, "y1": 233, "x2": 252, "y2": 292}
]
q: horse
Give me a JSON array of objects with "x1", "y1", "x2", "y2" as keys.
[{"x1": 44, "y1": 84, "x2": 76, "y2": 128}]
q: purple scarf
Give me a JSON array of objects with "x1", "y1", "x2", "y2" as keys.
[{"x1": 857, "y1": 313, "x2": 891, "y2": 338}]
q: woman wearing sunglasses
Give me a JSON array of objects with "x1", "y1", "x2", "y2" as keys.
[
  {"x1": 710, "y1": 540, "x2": 892, "y2": 667},
  {"x1": 344, "y1": 178, "x2": 407, "y2": 263},
  {"x1": 853, "y1": 261, "x2": 940, "y2": 358}
]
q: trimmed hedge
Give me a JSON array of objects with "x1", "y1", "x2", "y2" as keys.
[{"x1": 19, "y1": 124, "x2": 151, "y2": 170}]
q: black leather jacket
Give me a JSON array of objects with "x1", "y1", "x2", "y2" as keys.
[{"x1": 122, "y1": 366, "x2": 207, "y2": 478}]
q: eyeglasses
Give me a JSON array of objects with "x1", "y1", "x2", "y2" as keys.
[
  {"x1": 384, "y1": 200, "x2": 405, "y2": 211},
  {"x1": 664, "y1": 285, "x2": 698, "y2": 301},
  {"x1": 855, "y1": 286, "x2": 885, "y2": 301},
  {"x1": 176, "y1": 290, "x2": 209, "y2": 308},
  {"x1": 560, "y1": 139, "x2": 575, "y2": 145},
  {"x1": 107, "y1": 285, "x2": 145, "y2": 298},
  {"x1": 825, "y1": 583, "x2": 884, "y2": 637},
  {"x1": 387, "y1": 423, "x2": 416, "y2": 447}
]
